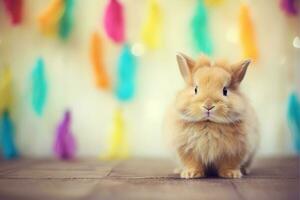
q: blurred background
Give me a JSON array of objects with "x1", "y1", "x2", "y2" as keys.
[{"x1": 0, "y1": 0, "x2": 299, "y2": 159}]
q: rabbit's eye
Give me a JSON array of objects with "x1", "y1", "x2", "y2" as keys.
[
  {"x1": 223, "y1": 87, "x2": 228, "y2": 96},
  {"x1": 194, "y1": 86, "x2": 198, "y2": 94}
]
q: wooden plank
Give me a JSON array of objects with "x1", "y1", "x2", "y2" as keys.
[
  {"x1": 0, "y1": 179, "x2": 99, "y2": 200},
  {"x1": 88, "y1": 178, "x2": 240, "y2": 200},
  {"x1": 108, "y1": 157, "x2": 300, "y2": 179},
  {"x1": 0, "y1": 159, "x2": 36, "y2": 176},
  {"x1": 108, "y1": 158, "x2": 176, "y2": 178},
  {"x1": 0, "y1": 157, "x2": 298, "y2": 200},
  {"x1": 232, "y1": 179, "x2": 300, "y2": 200},
  {"x1": 26, "y1": 159, "x2": 118, "y2": 171},
  {"x1": 249, "y1": 156, "x2": 300, "y2": 179},
  {"x1": 1, "y1": 159, "x2": 117, "y2": 179}
]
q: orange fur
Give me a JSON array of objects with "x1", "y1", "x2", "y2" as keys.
[{"x1": 165, "y1": 53, "x2": 259, "y2": 179}]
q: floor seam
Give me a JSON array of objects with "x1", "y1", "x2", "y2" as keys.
[
  {"x1": 230, "y1": 181, "x2": 246, "y2": 200},
  {"x1": 0, "y1": 176, "x2": 297, "y2": 181}
]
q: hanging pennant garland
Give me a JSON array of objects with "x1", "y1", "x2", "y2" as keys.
[
  {"x1": 280, "y1": 0, "x2": 299, "y2": 16},
  {"x1": 239, "y1": 4, "x2": 259, "y2": 62},
  {"x1": 31, "y1": 57, "x2": 48, "y2": 116},
  {"x1": 287, "y1": 92, "x2": 300, "y2": 153},
  {"x1": 3, "y1": 0, "x2": 23, "y2": 25},
  {"x1": 53, "y1": 110, "x2": 76, "y2": 160},
  {"x1": 141, "y1": 0, "x2": 163, "y2": 50},
  {"x1": 37, "y1": 0, "x2": 64, "y2": 36},
  {"x1": 191, "y1": 0, "x2": 213, "y2": 55},
  {"x1": 58, "y1": 0, "x2": 75, "y2": 40},
  {"x1": 101, "y1": 107, "x2": 129, "y2": 160},
  {"x1": 116, "y1": 44, "x2": 137, "y2": 101},
  {"x1": 0, "y1": 67, "x2": 12, "y2": 115},
  {"x1": 0, "y1": 111, "x2": 18, "y2": 159},
  {"x1": 103, "y1": 0, "x2": 125, "y2": 43},
  {"x1": 90, "y1": 31, "x2": 110, "y2": 89}
]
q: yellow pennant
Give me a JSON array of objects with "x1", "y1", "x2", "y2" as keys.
[
  {"x1": 100, "y1": 108, "x2": 129, "y2": 160},
  {"x1": 0, "y1": 67, "x2": 12, "y2": 114},
  {"x1": 205, "y1": 0, "x2": 225, "y2": 7},
  {"x1": 37, "y1": 0, "x2": 65, "y2": 36},
  {"x1": 239, "y1": 4, "x2": 259, "y2": 61},
  {"x1": 141, "y1": 0, "x2": 162, "y2": 50}
]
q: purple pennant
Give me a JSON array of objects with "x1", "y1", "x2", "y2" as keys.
[
  {"x1": 280, "y1": 0, "x2": 298, "y2": 16},
  {"x1": 53, "y1": 110, "x2": 76, "y2": 160}
]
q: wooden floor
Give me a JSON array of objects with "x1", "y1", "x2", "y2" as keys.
[{"x1": 0, "y1": 157, "x2": 299, "y2": 200}]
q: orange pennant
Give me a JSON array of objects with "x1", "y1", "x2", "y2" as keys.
[
  {"x1": 37, "y1": 0, "x2": 64, "y2": 36},
  {"x1": 90, "y1": 32, "x2": 110, "y2": 89}
]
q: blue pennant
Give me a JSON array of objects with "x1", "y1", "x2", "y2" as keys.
[
  {"x1": 31, "y1": 57, "x2": 48, "y2": 116},
  {"x1": 0, "y1": 111, "x2": 18, "y2": 159},
  {"x1": 116, "y1": 44, "x2": 137, "y2": 101}
]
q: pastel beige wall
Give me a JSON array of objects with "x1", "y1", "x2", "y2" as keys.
[{"x1": 0, "y1": 0, "x2": 298, "y2": 157}]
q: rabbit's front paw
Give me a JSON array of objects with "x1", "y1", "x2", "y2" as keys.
[
  {"x1": 180, "y1": 168, "x2": 205, "y2": 179},
  {"x1": 219, "y1": 169, "x2": 242, "y2": 179}
]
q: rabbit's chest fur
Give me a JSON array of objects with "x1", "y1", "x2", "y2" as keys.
[{"x1": 176, "y1": 121, "x2": 247, "y2": 165}]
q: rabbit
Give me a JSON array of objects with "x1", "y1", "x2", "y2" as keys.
[{"x1": 164, "y1": 53, "x2": 259, "y2": 179}]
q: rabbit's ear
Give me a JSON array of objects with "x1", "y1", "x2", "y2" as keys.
[
  {"x1": 176, "y1": 53, "x2": 195, "y2": 84},
  {"x1": 231, "y1": 59, "x2": 251, "y2": 87}
]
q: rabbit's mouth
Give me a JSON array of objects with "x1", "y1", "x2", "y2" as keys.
[
  {"x1": 204, "y1": 115, "x2": 213, "y2": 122},
  {"x1": 178, "y1": 108, "x2": 222, "y2": 123},
  {"x1": 203, "y1": 111, "x2": 225, "y2": 123},
  {"x1": 205, "y1": 111, "x2": 211, "y2": 117},
  {"x1": 204, "y1": 109, "x2": 215, "y2": 119}
]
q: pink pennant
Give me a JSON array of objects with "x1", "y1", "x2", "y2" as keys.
[
  {"x1": 3, "y1": 0, "x2": 23, "y2": 25},
  {"x1": 103, "y1": 0, "x2": 125, "y2": 43}
]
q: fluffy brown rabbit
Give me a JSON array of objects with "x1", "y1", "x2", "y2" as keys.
[{"x1": 165, "y1": 53, "x2": 259, "y2": 179}]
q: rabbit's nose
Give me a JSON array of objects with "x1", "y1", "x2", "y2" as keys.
[{"x1": 203, "y1": 106, "x2": 215, "y2": 111}]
